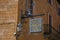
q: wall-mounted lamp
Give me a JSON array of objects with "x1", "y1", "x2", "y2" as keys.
[
  {"x1": 25, "y1": 9, "x2": 33, "y2": 17},
  {"x1": 17, "y1": 23, "x2": 22, "y2": 32},
  {"x1": 21, "y1": 0, "x2": 45, "y2": 19}
]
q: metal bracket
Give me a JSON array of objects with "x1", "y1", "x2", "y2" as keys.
[{"x1": 21, "y1": 14, "x2": 45, "y2": 18}]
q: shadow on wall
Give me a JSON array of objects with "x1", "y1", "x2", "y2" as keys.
[{"x1": 57, "y1": 0, "x2": 60, "y2": 4}]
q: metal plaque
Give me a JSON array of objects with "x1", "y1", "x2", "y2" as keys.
[{"x1": 29, "y1": 18, "x2": 43, "y2": 32}]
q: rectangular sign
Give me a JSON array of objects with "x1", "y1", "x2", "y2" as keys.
[{"x1": 29, "y1": 18, "x2": 43, "y2": 32}]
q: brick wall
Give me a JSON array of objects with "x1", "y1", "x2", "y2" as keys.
[{"x1": 0, "y1": 0, "x2": 18, "y2": 40}]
